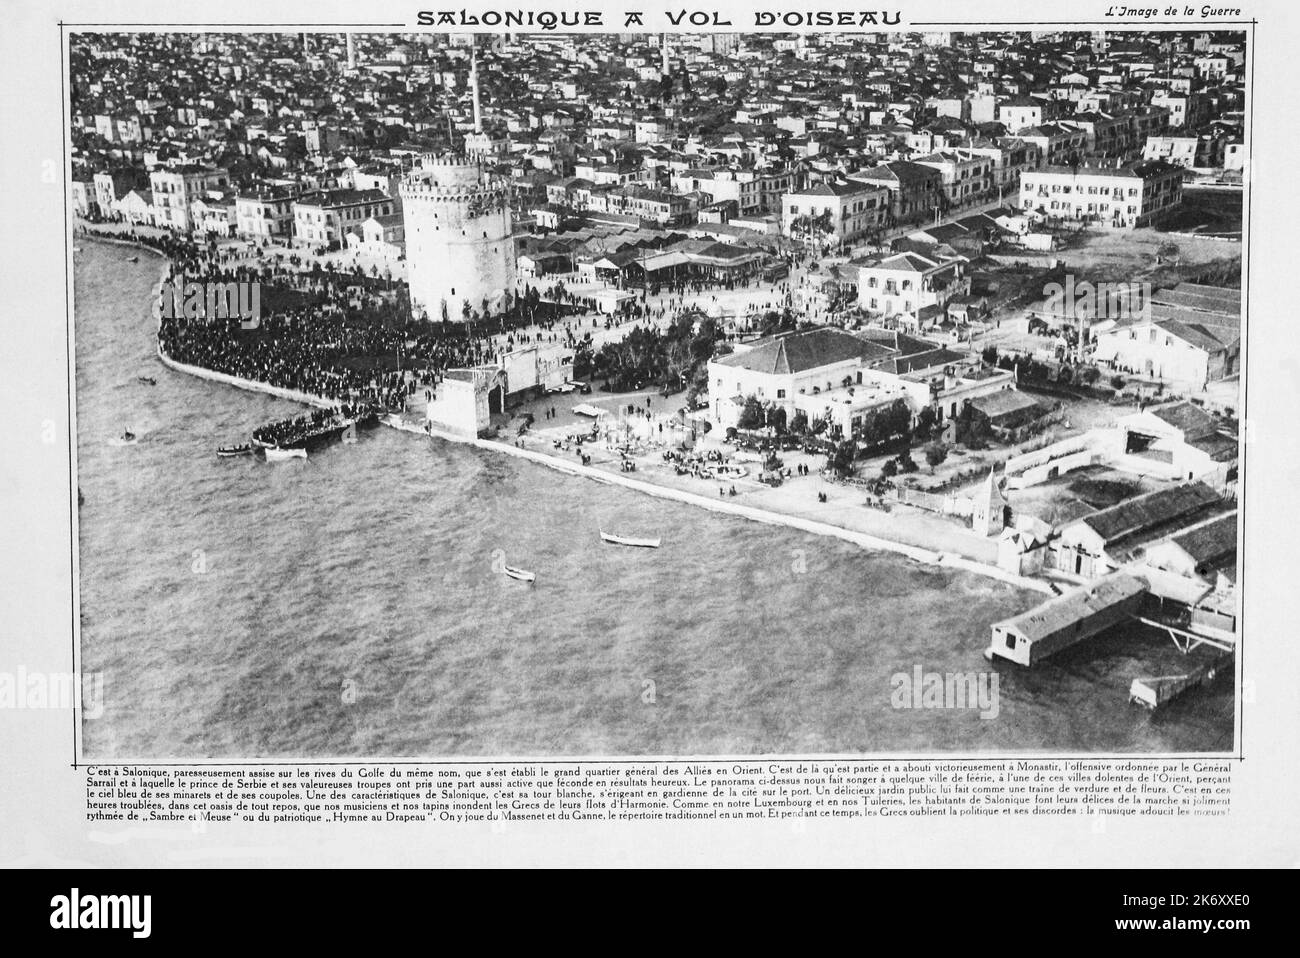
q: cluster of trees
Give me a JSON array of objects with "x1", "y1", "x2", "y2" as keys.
[
  {"x1": 855, "y1": 399, "x2": 912, "y2": 454},
  {"x1": 879, "y1": 450, "x2": 919, "y2": 479},
  {"x1": 982, "y1": 345, "x2": 1103, "y2": 389},
  {"x1": 593, "y1": 312, "x2": 723, "y2": 394}
]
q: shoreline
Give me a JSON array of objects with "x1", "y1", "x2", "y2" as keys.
[
  {"x1": 396, "y1": 416, "x2": 1053, "y2": 594},
  {"x1": 87, "y1": 233, "x2": 1050, "y2": 595}
]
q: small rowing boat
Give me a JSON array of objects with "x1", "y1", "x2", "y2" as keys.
[
  {"x1": 600, "y1": 528, "x2": 661, "y2": 548},
  {"x1": 264, "y1": 446, "x2": 307, "y2": 462},
  {"x1": 503, "y1": 565, "x2": 536, "y2": 584},
  {"x1": 217, "y1": 443, "x2": 253, "y2": 457},
  {"x1": 137, "y1": 376, "x2": 156, "y2": 386},
  {"x1": 126, "y1": 255, "x2": 139, "y2": 263}
]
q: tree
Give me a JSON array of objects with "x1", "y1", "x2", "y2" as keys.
[
  {"x1": 925, "y1": 442, "x2": 949, "y2": 468},
  {"x1": 881, "y1": 459, "x2": 899, "y2": 479},
  {"x1": 768, "y1": 406, "x2": 788, "y2": 434},
  {"x1": 914, "y1": 405, "x2": 938, "y2": 441},
  {"x1": 829, "y1": 440, "x2": 857, "y2": 477},
  {"x1": 1110, "y1": 374, "x2": 1126, "y2": 391},
  {"x1": 897, "y1": 451, "x2": 918, "y2": 474},
  {"x1": 790, "y1": 410, "x2": 809, "y2": 435},
  {"x1": 737, "y1": 395, "x2": 764, "y2": 430},
  {"x1": 981, "y1": 345, "x2": 999, "y2": 365}
]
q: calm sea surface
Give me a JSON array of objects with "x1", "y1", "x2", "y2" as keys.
[{"x1": 74, "y1": 240, "x2": 1234, "y2": 758}]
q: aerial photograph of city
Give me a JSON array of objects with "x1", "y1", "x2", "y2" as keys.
[{"x1": 67, "y1": 28, "x2": 1245, "y2": 759}]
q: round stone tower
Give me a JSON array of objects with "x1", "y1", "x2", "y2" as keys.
[{"x1": 400, "y1": 154, "x2": 516, "y2": 323}]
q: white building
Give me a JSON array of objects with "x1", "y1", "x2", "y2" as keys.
[
  {"x1": 706, "y1": 327, "x2": 932, "y2": 436},
  {"x1": 149, "y1": 165, "x2": 230, "y2": 232},
  {"x1": 856, "y1": 251, "x2": 969, "y2": 328},
  {"x1": 235, "y1": 187, "x2": 298, "y2": 241},
  {"x1": 780, "y1": 179, "x2": 890, "y2": 246},
  {"x1": 1018, "y1": 161, "x2": 1183, "y2": 229}
]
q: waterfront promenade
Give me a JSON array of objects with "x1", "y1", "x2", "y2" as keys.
[{"x1": 93, "y1": 233, "x2": 1049, "y2": 596}]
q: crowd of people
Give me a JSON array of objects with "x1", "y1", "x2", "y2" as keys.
[{"x1": 250, "y1": 405, "x2": 372, "y2": 448}]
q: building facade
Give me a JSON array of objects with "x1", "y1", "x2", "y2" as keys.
[{"x1": 1018, "y1": 161, "x2": 1183, "y2": 228}]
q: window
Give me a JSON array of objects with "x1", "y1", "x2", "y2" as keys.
[{"x1": 777, "y1": 389, "x2": 786, "y2": 399}]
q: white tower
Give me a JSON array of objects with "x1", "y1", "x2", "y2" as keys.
[
  {"x1": 346, "y1": 34, "x2": 357, "y2": 71},
  {"x1": 400, "y1": 155, "x2": 516, "y2": 323}
]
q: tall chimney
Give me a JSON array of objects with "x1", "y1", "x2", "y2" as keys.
[{"x1": 346, "y1": 34, "x2": 356, "y2": 71}]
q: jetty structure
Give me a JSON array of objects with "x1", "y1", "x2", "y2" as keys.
[{"x1": 987, "y1": 572, "x2": 1148, "y2": 667}]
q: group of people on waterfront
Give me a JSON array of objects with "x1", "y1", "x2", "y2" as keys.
[{"x1": 250, "y1": 406, "x2": 368, "y2": 448}]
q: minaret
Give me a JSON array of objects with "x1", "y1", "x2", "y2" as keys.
[
  {"x1": 972, "y1": 466, "x2": 1008, "y2": 537},
  {"x1": 471, "y1": 45, "x2": 483, "y2": 133},
  {"x1": 661, "y1": 33, "x2": 670, "y2": 77},
  {"x1": 346, "y1": 34, "x2": 356, "y2": 71}
]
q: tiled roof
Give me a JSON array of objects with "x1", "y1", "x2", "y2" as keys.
[
  {"x1": 716, "y1": 328, "x2": 895, "y2": 375},
  {"x1": 1076, "y1": 482, "x2": 1220, "y2": 546}
]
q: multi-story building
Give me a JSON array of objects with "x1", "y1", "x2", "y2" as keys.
[
  {"x1": 1019, "y1": 161, "x2": 1183, "y2": 228},
  {"x1": 912, "y1": 150, "x2": 996, "y2": 208},
  {"x1": 292, "y1": 188, "x2": 396, "y2": 248},
  {"x1": 92, "y1": 169, "x2": 142, "y2": 219},
  {"x1": 1142, "y1": 136, "x2": 1200, "y2": 168},
  {"x1": 1015, "y1": 123, "x2": 1089, "y2": 168},
  {"x1": 1151, "y1": 91, "x2": 1209, "y2": 130},
  {"x1": 847, "y1": 161, "x2": 945, "y2": 228},
  {"x1": 781, "y1": 179, "x2": 890, "y2": 246},
  {"x1": 997, "y1": 96, "x2": 1059, "y2": 133},
  {"x1": 856, "y1": 251, "x2": 969, "y2": 328},
  {"x1": 235, "y1": 186, "x2": 299, "y2": 241},
  {"x1": 149, "y1": 164, "x2": 230, "y2": 232},
  {"x1": 961, "y1": 138, "x2": 1042, "y2": 193}
]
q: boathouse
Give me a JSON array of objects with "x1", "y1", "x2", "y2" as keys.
[{"x1": 988, "y1": 572, "x2": 1147, "y2": 666}]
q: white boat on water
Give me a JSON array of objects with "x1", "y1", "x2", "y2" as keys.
[
  {"x1": 503, "y1": 565, "x2": 536, "y2": 584},
  {"x1": 265, "y1": 446, "x2": 307, "y2": 462},
  {"x1": 600, "y1": 529, "x2": 661, "y2": 548}
]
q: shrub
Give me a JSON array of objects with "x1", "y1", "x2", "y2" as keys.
[{"x1": 925, "y1": 442, "x2": 949, "y2": 468}]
